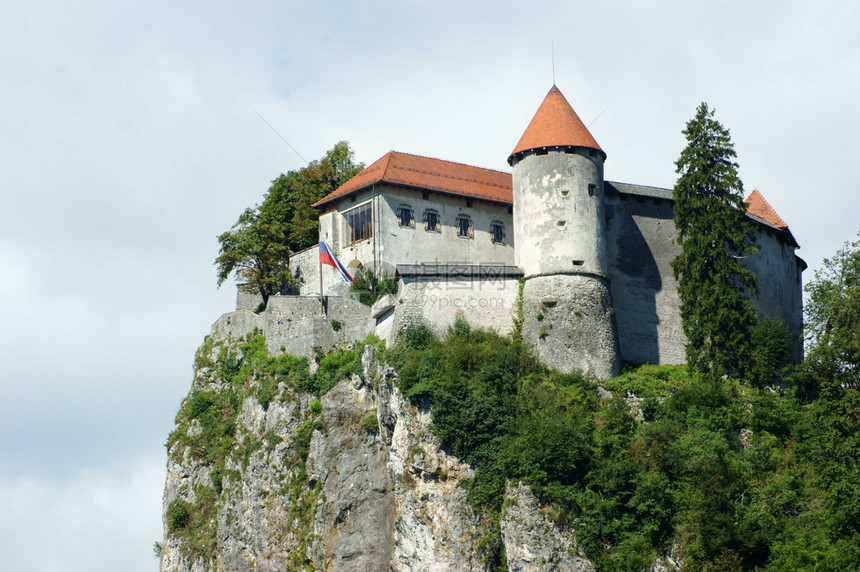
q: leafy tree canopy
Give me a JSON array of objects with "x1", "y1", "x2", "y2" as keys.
[
  {"x1": 672, "y1": 103, "x2": 758, "y2": 378},
  {"x1": 215, "y1": 141, "x2": 364, "y2": 307},
  {"x1": 803, "y1": 229, "x2": 860, "y2": 388}
]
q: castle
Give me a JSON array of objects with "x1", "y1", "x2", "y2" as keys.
[{"x1": 227, "y1": 85, "x2": 804, "y2": 379}]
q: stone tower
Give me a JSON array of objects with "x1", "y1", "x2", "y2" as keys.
[{"x1": 508, "y1": 85, "x2": 620, "y2": 379}]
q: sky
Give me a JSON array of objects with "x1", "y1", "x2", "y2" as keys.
[{"x1": 0, "y1": 1, "x2": 857, "y2": 569}]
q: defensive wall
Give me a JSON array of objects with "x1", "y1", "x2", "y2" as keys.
[
  {"x1": 215, "y1": 265, "x2": 523, "y2": 361},
  {"x1": 392, "y1": 265, "x2": 522, "y2": 338},
  {"x1": 604, "y1": 183, "x2": 686, "y2": 365}
]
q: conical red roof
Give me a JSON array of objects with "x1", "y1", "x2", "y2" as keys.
[
  {"x1": 509, "y1": 85, "x2": 604, "y2": 162},
  {"x1": 744, "y1": 189, "x2": 788, "y2": 228}
]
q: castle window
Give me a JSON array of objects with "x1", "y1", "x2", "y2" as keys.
[
  {"x1": 424, "y1": 209, "x2": 440, "y2": 232},
  {"x1": 588, "y1": 183, "x2": 598, "y2": 197},
  {"x1": 456, "y1": 215, "x2": 473, "y2": 238},
  {"x1": 491, "y1": 222, "x2": 505, "y2": 244},
  {"x1": 344, "y1": 202, "x2": 372, "y2": 245},
  {"x1": 396, "y1": 205, "x2": 414, "y2": 228}
]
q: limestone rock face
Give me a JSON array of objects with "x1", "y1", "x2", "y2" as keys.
[
  {"x1": 501, "y1": 483, "x2": 594, "y2": 572},
  {"x1": 160, "y1": 331, "x2": 595, "y2": 571}
]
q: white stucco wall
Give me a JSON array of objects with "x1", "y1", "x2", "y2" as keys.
[
  {"x1": 291, "y1": 245, "x2": 353, "y2": 297},
  {"x1": 317, "y1": 184, "x2": 514, "y2": 276},
  {"x1": 512, "y1": 150, "x2": 608, "y2": 277}
]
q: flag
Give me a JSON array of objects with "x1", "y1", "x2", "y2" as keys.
[{"x1": 319, "y1": 241, "x2": 355, "y2": 284}]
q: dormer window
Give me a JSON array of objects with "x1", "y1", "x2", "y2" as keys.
[
  {"x1": 456, "y1": 215, "x2": 473, "y2": 239},
  {"x1": 490, "y1": 222, "x2": 505, "y2": 244},
  {"x1": 424, "y1": 209, "x2": 440, "y2": 232},
  {"x1": 396, "y1": 205, "x2": 414, "y2": 228}
]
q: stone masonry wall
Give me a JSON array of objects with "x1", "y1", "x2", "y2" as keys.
[
  {"x1": 394, "y1": 275, "x2": 520, "y2": 338},
  {"x1": 217, "y1": 294, "x2": 374, "y2": 359},
  {"x1": 521, "y1": 274, "x2": 620, "y2": 379}
]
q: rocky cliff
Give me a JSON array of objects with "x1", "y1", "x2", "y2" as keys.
[{"x1": 159, "y1": 327, "x2": 596, "y2": 571}]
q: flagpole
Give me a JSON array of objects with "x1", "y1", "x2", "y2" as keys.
[{"x1": 319, "y1": 243, "x2": 325, "y2": 317}]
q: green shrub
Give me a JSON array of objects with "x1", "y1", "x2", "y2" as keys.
[
  {"x1": 211, "y1": 469, "x2": 223, "y2": 493},
  {"x1": 293, "y1": 418, "x2": 324, "y2": 463},
  {"x1": 360, "y1": 410, "x2": 378, "y2": 433},
  {"x1": 447, "y1": 316, "x2": 471, "y2": 338},
  {"x1": 600, "y1": 363, "x2": 690, "y2": 398},
  {"x1": 641, "y1": 396, "x2": 659, "y2": 422},
  {"x1": 399, "y1": 323, "x2": 437, "y2": 350},
  {"x1": 300, "y1": 347, "x2": 361, "y2": 395},
  {"x1": 166, "y1": 499, "x2": 191, "y2": 531},
  {"x1": 350, "y1": 270, "x2": 398, "y2": 306}
]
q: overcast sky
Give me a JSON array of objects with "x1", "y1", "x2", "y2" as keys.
[{"x1": 0, "y1": 1, "x2": 857, "y2": 570}]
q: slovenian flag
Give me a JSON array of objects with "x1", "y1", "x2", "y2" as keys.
[{"x1": 319, "y1": 241, "x2": 355, "y2": 284}]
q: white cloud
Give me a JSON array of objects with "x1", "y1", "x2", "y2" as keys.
[
  {"x1": 0, "y1": 454, "x2": 164, "y2": 572},
  {"x1": 0, "y1": 1, "x2": 857, "y2": 569}
]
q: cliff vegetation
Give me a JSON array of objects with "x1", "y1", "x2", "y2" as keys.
[{"x1": 162, "y1": 231, "x2": 860, "y2": 571}]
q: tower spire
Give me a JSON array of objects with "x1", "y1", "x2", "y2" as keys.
[{"x1": 509, "y1": 85, "x2": 604, "y2": 165}]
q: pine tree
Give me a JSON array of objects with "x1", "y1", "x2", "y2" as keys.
[{"x1": 672, "y1": 103, "x2": 757, "y2": 378}]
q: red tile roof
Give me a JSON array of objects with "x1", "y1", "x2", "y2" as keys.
[
  {"x1": 744, "y1": 189, "x2": 788, "y2": 228},
  {"x1": 509, "y1": 85, "x2": 604, "y2": 162},
  {"x1": 313, "y1": 151, "x2": 513, "y2": 208}
]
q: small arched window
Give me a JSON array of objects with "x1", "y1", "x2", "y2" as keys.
[
  {"x1": 424, "y1": 209, "x2": 440, "y2": 232},
  {"x1": 456, "y1": 214, "x2": 473, "y2": 238},
  {"x1": 490, "y1": 222, "x2": 505, "y2": 244},
  {"x1": 396, "y1": 204, "x2": 414, "y2": 227}
]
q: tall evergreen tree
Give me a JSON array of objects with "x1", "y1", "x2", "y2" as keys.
[{"x1": 672, "y1": 103, "x2": 757, "y2": 378}]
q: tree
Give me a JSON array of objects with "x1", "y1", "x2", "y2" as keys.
[
  {"x1": 804, "y1": 230, "x2": 860, "y2": 388},
  {"x1": 215, "y1": 206, "x2": 293, "y2": 308},
  {"x1": 672, "y1": 103, "x2": 758, "y2": 378},
  {"x1": 260, "y1": 141, "x2": 365, "y2": 253},
  {"x1": 215, "y1": 141, "x2": 364, "y2": 307}
]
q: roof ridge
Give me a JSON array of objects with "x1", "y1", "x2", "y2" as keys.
[
  {"x1": 379, "y1": 151, "x2": 394, "y2": 184},
  {"x1": 606, "y1": 180, "x2": 672, "y2": 192},
  {"x1": 389, "y1": 162, "x2": 512, "y2": 190},
  {"x1": 388, "y1": 150, "x2": 511, "y2": 176}
]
